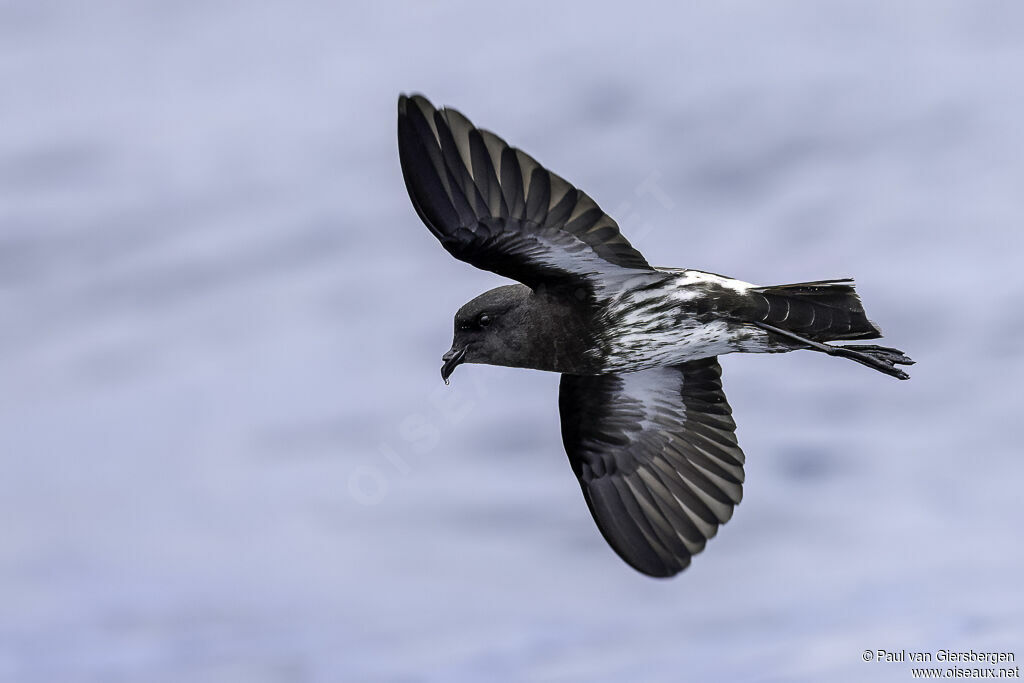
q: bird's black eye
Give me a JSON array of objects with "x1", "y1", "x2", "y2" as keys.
[{"x1": 477, "y1": 313, "x2": 492, "y2": 328}]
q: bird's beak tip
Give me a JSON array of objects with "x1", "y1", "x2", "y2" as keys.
[{"x1": 440, "y1": 347, "x2": 466, "y2": 384}]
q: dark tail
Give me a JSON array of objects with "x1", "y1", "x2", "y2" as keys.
[
  {"x1": 746, "y1": 279, "x2": 913, "y2": 379},
  {"x1": 750, "y1": 279, "x2": 880, "y2": 342}
]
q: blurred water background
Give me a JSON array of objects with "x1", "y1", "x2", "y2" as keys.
[{"x1": 2, "y1": 1, "x2": 1023, "y2": 681}]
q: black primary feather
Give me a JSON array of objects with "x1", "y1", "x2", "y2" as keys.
[
  {"x1": 559, "y1": 359, "x2": 744, "y2": 577},
  {"x1": 398, "y1": 94, "x2": 652, "y2": 293}
]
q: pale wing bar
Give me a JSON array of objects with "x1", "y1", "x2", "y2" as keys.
[{"x1": 559, "y1": 359, "x2": 745, "y2": 577}]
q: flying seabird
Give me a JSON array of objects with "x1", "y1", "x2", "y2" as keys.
[{"x1": 397, "y1": 93, "x2": 912, "y2": 578}]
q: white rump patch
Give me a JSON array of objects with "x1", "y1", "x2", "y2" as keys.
[{"x1": 670, "y1": 269, "x2": 756, "y2": 293}]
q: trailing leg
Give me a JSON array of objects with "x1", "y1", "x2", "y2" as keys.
[{"x1": 751, "y1": 322, "x2": 914, "y2": 380}]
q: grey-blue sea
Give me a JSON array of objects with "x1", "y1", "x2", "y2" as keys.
[{"x1": 2, "y1": 2, "x2": 1022, "y2": 681}]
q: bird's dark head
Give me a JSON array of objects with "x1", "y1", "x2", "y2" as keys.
[
  {"x1": 441, "y1": 283, "x2": 592, "y2": 383},
  {"x1": 441, "y1": 284, "x2": 537, "y2": 383}
]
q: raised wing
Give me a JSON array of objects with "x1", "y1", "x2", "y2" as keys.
[
  {"x1": 558, "y1": 359, "x2": 745, "y2": 577},
  {"x1": 398, "y1": 94, "x2": 652, "y2": 294}
]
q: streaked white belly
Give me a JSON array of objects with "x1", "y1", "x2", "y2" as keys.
[{"x1": 597, "y1": 269, "x2": 775, "y2": 371}]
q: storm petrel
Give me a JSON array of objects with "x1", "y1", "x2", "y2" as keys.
[{"x1": 397, "y1": 94, "x2": 912, "y2": 578}]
